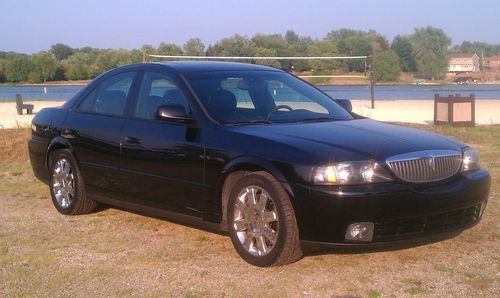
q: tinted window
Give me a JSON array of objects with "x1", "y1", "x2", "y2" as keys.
[
  {"x1": 186, "y1": 71, "x2": 353, "y2": 123},
  {"x1": 134, "y1": 72, "x2": 188, "y2": 119},
  {"x1": 77, "y1": 72, "x2": 136, "y2": 116},
  {"x1": 77, "y1": 89, "x2": 97, "y2": 112},
  {"x1": 220, "y1": 78, "x2": 255, "y2": 109}
]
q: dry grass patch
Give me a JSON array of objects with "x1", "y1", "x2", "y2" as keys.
[{"x1": 0, "y1": 126, "x2": 499, "y2": 297}]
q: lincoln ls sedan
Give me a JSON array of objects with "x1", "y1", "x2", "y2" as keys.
[{"x1": 29, "y1": 61, "x2": 491, "y2": 266}]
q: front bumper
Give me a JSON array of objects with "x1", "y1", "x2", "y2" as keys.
[{"x1": 292, "y1": 168, "x2": 491, "y2": 244}]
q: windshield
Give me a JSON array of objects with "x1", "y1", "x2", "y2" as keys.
[{"x1": 185, "y1": 70, "x2": 353, "y2": 124}]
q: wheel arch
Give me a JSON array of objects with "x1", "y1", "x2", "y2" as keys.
[
  {"x1": 217, "y1": 156, "x2": 295, "y2": 231},
  {"x1": 46, "y1": 137, "x2": 75, "y2": 170}
]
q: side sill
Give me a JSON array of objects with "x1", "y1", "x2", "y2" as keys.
[{"x1": 89, "y1": 194, "x2": 224, "y2": 233}]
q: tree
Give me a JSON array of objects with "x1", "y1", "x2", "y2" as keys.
[
  {"x1": 252, "y1": 33, "x2": 290, "y2": 69},
  {"x1": 254, "y1": 47, "x2": 280, "y2": 68},
  {"x1": 210, "y1": 35, "x2": 257, "y2": 59},
  {"x1": 0, "y1": 60, "x2": 6, "y2": 82},
  {"x1": 411, "y1": 26, "x2": 451, "y2": 79},
  {"x1": 326, "y1": 28, "x2": 388, "y2": 72},
  {"x1": 373, "y1": 50, "x2": 401, "y2": 82},
  {"x1": 32, "y1": 52, "x2": 58, "y2": 82},
  {"x1": 64, "y1": 63, "x2": 88, "y2": 80},
  {"x1": 50, "y1": 43, "x2": 74, "y2": 60},
  {"x1": 285, "y1": 30, "x2": 299, "y2": 44},
  {"x1": 157, "y1": 43, "x2": 183, "y2": 55},
  {"x1": 391, "y1": 35, "x2": 416, "y2": 72},
  {"x1": 5, "y1": 56, "x2": 33, "y2": 82},
  {"x1": 287, "y1": 36, "x2": 313, "y2": 71},
  {"x1": 183, "y1": 38, "x2": 205, "y2": 56},
  {"x1": 307, "y1": 40, "x2": 339, "y2": 72},
  {"x1": 94, "y1": 49, "x2": 138, "y2": 72},
  {"x1": 252, "y1": 34, "x2": 288, "y2": 52},
  {"x1": 141, "y1": 44, "x2": 155, "y2": 56}
]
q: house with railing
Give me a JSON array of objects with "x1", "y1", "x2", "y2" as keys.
[{"x1": 448, "y1": 53, "x2": 480, "y2": 73}]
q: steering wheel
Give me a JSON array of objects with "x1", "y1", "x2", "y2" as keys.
[{"x1": 267, "y1": 105, "x2": 294, "y2": 117}]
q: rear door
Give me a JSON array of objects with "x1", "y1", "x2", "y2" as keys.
[
  {"x1": 120, "y1": 70, "x2": 205, "y2": 216},
  {"x1": 64, "y1": 71, "x2": 138, "y2": 196}
]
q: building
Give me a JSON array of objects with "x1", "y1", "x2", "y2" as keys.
[
  {"x1": 448, "y1": 53, "x2": 480, "y2": 73},
  {"x1": 484, "y1": 55, "x2": 500, "y2": 73}
]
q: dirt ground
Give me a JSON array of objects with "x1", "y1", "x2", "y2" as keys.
[{"x1": 0, "y1": 127, "x2": 498, "y2": 297}]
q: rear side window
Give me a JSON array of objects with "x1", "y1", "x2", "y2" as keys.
[{"x1": 77, "y1": 72, "x2": 136, "y2": 116}]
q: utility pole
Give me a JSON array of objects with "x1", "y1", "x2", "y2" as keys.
[{"x1": 142, "y1": 51, "x2": 147, "y2": 63}]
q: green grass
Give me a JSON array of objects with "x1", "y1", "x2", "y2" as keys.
[
  {"x1": 367, "y1": 289, "x2": 383, "y2": 297},
  {"x1": 402, "y1": 278, "x2": 428, "y2": 295}
]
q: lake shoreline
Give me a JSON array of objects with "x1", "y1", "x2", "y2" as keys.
[{"x1": 2, "y1": 99, "x2": 499, "y2": 128}]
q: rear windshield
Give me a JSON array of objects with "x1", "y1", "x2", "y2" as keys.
[{"x1": 185, "y1": 70, "x2": 353, "y2": 124}]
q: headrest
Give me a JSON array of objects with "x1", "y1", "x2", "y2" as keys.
[{"x1": 207, "y1": 89, "x2": 237, "y2": 120}]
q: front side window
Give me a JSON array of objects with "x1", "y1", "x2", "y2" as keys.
[
  {"x1": 77, "y1": 72, "x2": 136, "y2": 116},
  {"x1": 186, "y1": 70, "x2": 353, "y2": 123},
  {"x1": 134, "y1": 72, "x2": 188, "y2": 119}
]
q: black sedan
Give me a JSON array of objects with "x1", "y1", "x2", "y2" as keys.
[{"x1": 29, "y1": 62, "x2": 491, "y2": 267}]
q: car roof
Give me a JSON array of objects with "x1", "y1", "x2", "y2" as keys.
[{"x1": 152, "y1": 61, "x2": 283, "y2": 74}]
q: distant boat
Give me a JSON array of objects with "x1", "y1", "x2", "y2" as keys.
[{"x1": 415, "y1": 79, "x2": 425, "y2": 85}]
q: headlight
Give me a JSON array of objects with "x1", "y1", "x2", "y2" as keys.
[
  {"x1": 462, "y1": 147, "x2": 480, "y2": 172},
  {"x1": 313, "y1": 161, "x2": 393, "y2": 185}
]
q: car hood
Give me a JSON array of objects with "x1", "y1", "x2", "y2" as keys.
[{"x1": 227, "y1": 119, "x2": 464, "y2": 162}]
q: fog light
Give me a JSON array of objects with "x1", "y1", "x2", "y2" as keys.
[{"x1": 345, "y1": 222, "x2": 374, "y2": 242}]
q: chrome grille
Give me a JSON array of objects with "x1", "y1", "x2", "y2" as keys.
[{"x1": 386, "y1": 150, "x2": 462, "y2": 183}]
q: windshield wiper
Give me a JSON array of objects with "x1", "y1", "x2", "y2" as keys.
[
  {"x1": 224, "y1": 119, "x2": 274, "y2": 125},
  {"x1": 296, "y1": 117, "x2": 338, "y2": 123}
]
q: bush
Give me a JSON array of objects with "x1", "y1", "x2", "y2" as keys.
[{"x1": 373, "y1": 50, "x2": 401, "y2": 82}]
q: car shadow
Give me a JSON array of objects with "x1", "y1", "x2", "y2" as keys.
[{"x1": 92, "y1": 205, "x2": 465, "y2": 256}]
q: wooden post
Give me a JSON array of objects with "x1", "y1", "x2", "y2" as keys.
[
  {"x1": 367, "y1": 55, "x2": 375, "y2": 109},
  {"x1": 448, "y1": 95, "x2": 454, "y2": 123},
  {"x1": 471, "y1": 93, "x2": 476, "y2": 125},
  {"x1": 433, "y1": 94, "x2": 438, "y2": 124},
  {"x1": 370, "y1": 77, "x2": 375, "y2": 109}
]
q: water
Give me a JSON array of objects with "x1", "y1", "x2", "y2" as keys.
[
  {"x1": 321, "y1": 84, "x2": 500, "y2": 100},
  {"x1": 0, "y1": 85, "x2": 83, "y2": 101},
  {"x1": 1, "y1": 84, "x2": 500, "y2": 102}
]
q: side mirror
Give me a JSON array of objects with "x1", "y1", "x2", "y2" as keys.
[
  {"x1": 335, "y1": 99, "x2": 352, "y2": 112},
  {"x1": 156, "y1": 105, "x2": 195, "y2": 124}
]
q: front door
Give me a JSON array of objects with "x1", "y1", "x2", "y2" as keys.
[{"x1": 120, "y1": 71, "x2": 205, "y2": 216}]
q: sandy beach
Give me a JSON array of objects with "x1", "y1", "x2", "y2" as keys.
[
  {"x1": 0, "y1": 101, "x2": 64, "y2": 128},
  {"x1": 351, "y1": 99, "x2": 500, "y2": 125},
  {"x1": 1, "y1": 99, "x2": 499, "y2": 129}
]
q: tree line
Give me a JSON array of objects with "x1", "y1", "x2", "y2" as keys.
[{"x1": 1, "y1": 26, "x2": 499, "y2": 84}]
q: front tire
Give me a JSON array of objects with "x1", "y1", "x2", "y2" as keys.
[
  {"x1": 227, "y1": 172, "x2": 302, "y2": 266},
  {"x1": 49, "y1": 149, "x2": 96, "y2": 215}
]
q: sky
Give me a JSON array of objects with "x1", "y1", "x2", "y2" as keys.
[{"x1": 1, "y1": 0, "x2": 500, "y2": 54}]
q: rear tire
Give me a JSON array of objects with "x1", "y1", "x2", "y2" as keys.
[
  {"x1": 227, "y1": 172, "x2": 302, "y2": 266},
  {"x1": 49, "y1": 149, "x2": 96, "y2": 215}
]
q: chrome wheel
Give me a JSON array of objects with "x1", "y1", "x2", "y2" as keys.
[
  {"x1": 233, "y1": 186, "x2": 279, "y2": 256},
  {"x1": 52, "y1": 158, "x2": 75, "y2": 208}
]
